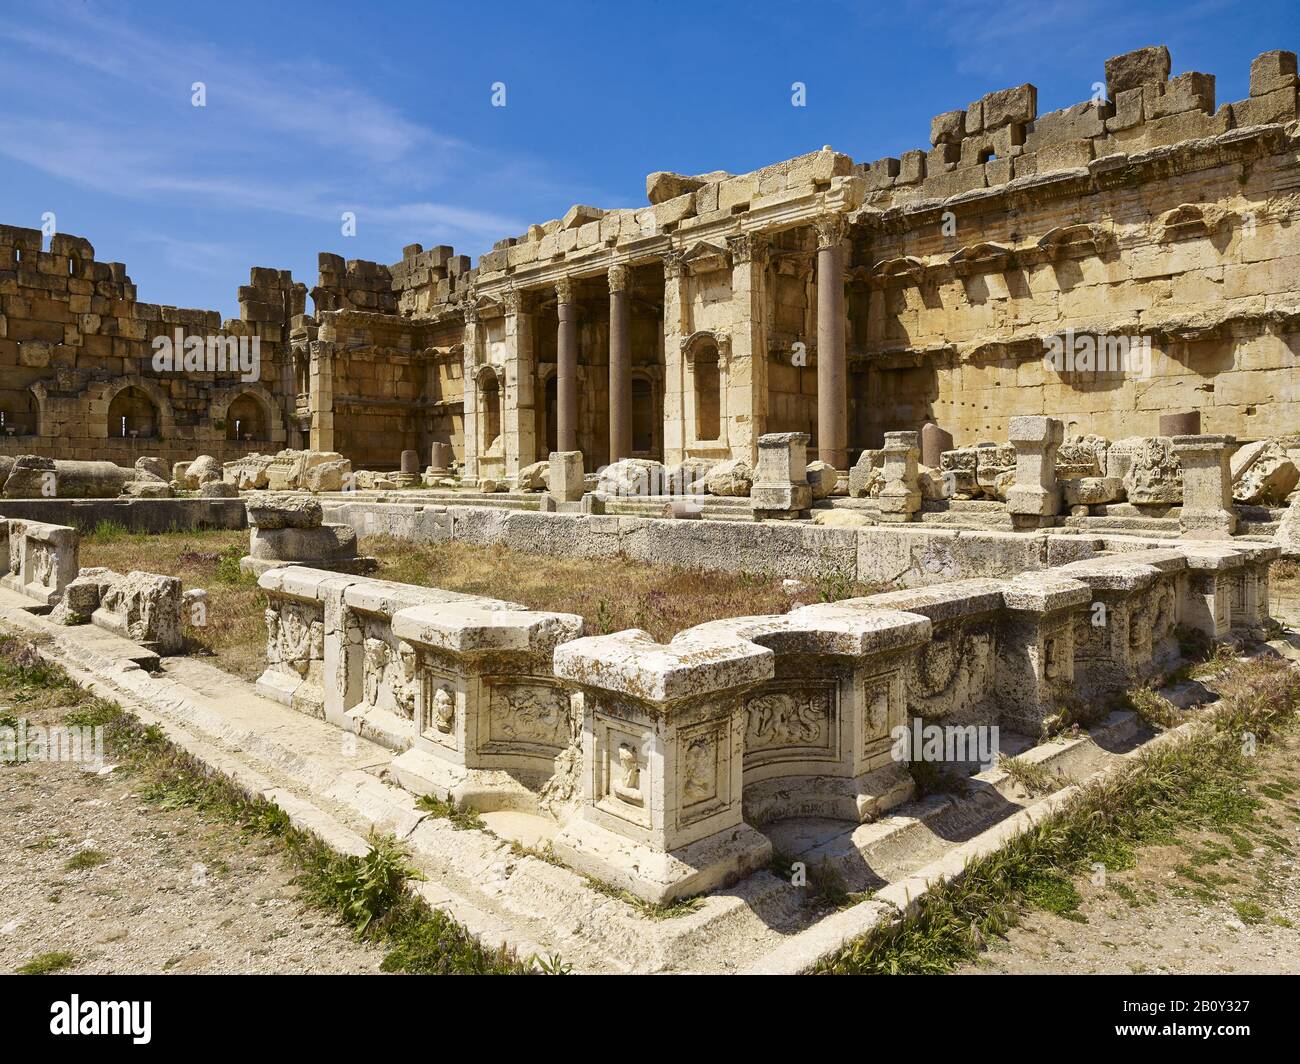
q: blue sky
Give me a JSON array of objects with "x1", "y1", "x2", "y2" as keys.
[{"x1": 1, "y1": 0, "x2": 1294, "y2": 317}]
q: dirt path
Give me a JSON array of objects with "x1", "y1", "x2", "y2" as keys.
[
  {"x1": 957, "y1": 731, "x2": 1300, "y2": 975},
  {"x1": 0, "y1": 654, "x2": 387, "y2": 975}
]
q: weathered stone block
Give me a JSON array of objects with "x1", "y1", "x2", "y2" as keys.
[{"x1": 1105, "y1": 45, "x2": 1171, "y2": 98}]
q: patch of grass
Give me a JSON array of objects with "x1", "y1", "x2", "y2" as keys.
[
  {"x1": 87, "y1": 520, "x2": 131, "y2": 544},
  {"x1": 214, "y1": 544, "x2": 253, "y2": 586},
  {"x1": 584, "y1": 875, "x2": 704, "y2": 920},
  {"x1": 1122, "y1": 687, "x2": 1179, "y2": 730},
  {"x1": 78, "y1": 528, "x2": 889, "y2": 680},
  {"x1": 817, "y1": 657, "x2": 1300, "y2": 975},
  {"x1": 63, "y1": 849, "x2": 110, "y2": 871},
  {"x1": 414, "y1": 793, "x2": 485, "y2": 831},
  {"x1": 16, "y1": 951, "x2": 75, "y2": 975},
  {"x1": 1232, "y1": 899, "x2": 1267, "y2": 925},
  {"x1": 297, "y1": 834, "x2": 422, "y2": 935},
  {"x1": 0, "y1": 636, "x2": 90, "y2": 707},
  {"x1": 997, "y1": 754, "x2": 1059, "y2": 797}
]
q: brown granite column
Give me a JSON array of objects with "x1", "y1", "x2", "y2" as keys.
[
  {"x1": 815, "y1": 215, "x2": 848, "y2": 471},
  {"x1": 607, "y1": 264, "x2": 631, "y2": 463},
  {"x1": 555, "y1": 276, "x2": 578, "y2": 453}
]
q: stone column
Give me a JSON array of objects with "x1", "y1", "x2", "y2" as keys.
[
  {"x1": 876, "y1": 430, "x2": 921, "y2": 522},
  {"x1": 607, "y1": 265, "x2": 632, "y2": 463},
  {"x1": 1006, "y1": 415, "x2": 1065, "y2": 529},
  {"x1": 308, "y1": 339, "x2": 335, "y2": 453},
  {"x1": 726, "y1": 233, "x2": 769, "y2": 463},
  {"x1": 552, "y1": 628, "x2": 774, "y2": 904},
  {"x1": 459, "y1": 299, "x2": 482, "y2": 481},
  {"x1": 1173, "y1": 434, "x2": 1237, "y2": 539},
  {"x1": 660, "y1": 252, "x2": 688, "y2": 465},
  {"x1": 502, "y1": 287, "x2": 537, "y2": 477},
  {"x1": 555, "y1": 277, "x2": 578, "y2": 453},
  {"x1": 921, "y1": 422, "x2": 953, "y2": 469},
  {"x1": 814, "y1": 215, "x2": 848, "y2": 471},
  {"x1": 750, "y1": 432, "x2": 812, "y2": 520}
]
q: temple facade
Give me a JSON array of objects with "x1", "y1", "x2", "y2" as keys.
[{"x1": 2, "y1": 44, "x2": 1297, "y2": 479}]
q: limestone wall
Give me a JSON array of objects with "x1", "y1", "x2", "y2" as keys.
[{"x1": 0, "y1": 226, "x2": 302, "y2": 465}]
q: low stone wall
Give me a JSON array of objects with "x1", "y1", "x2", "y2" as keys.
[
  {"x1": 322, "y1": 500, "x2": 1107, "y2": 587},
  {"x1": 256, "y1": 566, "x2": 583, "y2": 810},
  {"x1": 0, "y1": 498, "x2": 247, "y2": 534},
  {"x1": 252, "y1": 537, "x2": 1278, "y2": 904}
]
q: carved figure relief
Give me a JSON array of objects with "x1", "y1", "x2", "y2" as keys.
[
  {"x1": 490, "y1": 684, "x2": 567, "y2": 749},
  {"x1": 681, "y1": 731, "x2": 719, "y2": 809},
  {"x1": 430, "y1": 685, "x2": 455, "y2": 734},
  {"x1": 745, "y1": 689, "x2": 828, "y2": 751},
  {"x1": 612, "y1": 743, "x2": 643, "y2": 805}
]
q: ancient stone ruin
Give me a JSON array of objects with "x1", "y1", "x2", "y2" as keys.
[{"x1": 1, "y1": 42, "x2": 1298, "y2": 973}]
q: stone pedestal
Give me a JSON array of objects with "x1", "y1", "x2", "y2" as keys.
[
  {"x1": 1179, "y1": 546, "x2": 1245, "y2": 641},
  {"x1": 387, "y1": 602, "x2": 584, "y2": 812},
  {"x1": 750, "y1": 432, "x2": 812, "y2": 520},
  {"x1": 1006, "y1": 416, "x2": 1064, "y2": 529},
  {"x1": 552, "y1": 629, "x2": 774, "y2": 904},
  {"x1": 428, "y1": 442, "x2": 453, "y2": 476},
  {"x1": 240, "y1": 494, "x2": 376, "y2": 576},
  {"x1": 997, "y1": 571, "x2": 1092, "y2": 732},
  {"x1": 1173, "y1": 434, "x2": 1237, "y2": 540},
  {"x1": 548, "y1": 450, "x2": 585, "y2": 504},
  {"x1": 877, "y1": 431, "x2": 921, "y2": 522},
  {"x1": 0, "y1": 519, "x2": 80, "y2": 606}
]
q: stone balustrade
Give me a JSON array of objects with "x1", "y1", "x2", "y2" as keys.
[{"x1": 249, "y1": 534, "x2": 1278, "y2": 903}]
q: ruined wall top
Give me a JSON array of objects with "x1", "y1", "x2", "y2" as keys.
[{"x1": 451, "y1": 43, "x2": 1295, "y2": 302}]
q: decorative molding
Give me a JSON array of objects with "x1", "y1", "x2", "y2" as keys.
[{"x1": 555, "y1": 276, "x2": 575, "y2": 305}]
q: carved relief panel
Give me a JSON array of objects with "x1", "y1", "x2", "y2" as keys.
[
  {"x1": 743, "y1": 680, "x2": 837, "y2": 771},
  {"x1": 677, "y1": 718, "x2": 730, "y2": 828},
  {"x1": 483, "y1": 679, "x2": 570, "y2": 759},
  {"x1": 593, "y1": 714, "x2": 652, "y2": 830},
  {"x1": 860, "y1": 667, "x2": 905, "y2": 767}
]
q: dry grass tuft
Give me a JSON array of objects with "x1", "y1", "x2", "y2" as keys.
[{"x1": 79, "y1": 527, "x2": 885, "y2": 680}]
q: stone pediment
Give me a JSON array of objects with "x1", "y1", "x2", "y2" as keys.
[
  {"x1": 869, "y1": 255, "x2": 926, "y2": 286},
  {"x1": 948, "y1": 242, "x2": 1013, "y2": 275},
  {"x1": 1036, "y1": 223, "x2": 1109, "y2": 259},
  {"x1": 680, "y1": 240, "x2": 731, "y2": 274}
]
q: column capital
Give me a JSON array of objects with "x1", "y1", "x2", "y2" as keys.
[
  {"x1": 555, "y1": 276, "x2": 575, "y2": 305},
  {"x1": 607, "y1": 263, "x2": 631, "y2": 293},
  {"x1": 813, "y1": 214, "x2": 848, "y2": 251},
  {"x1": 659, "y1": 250, "x2": 686, "y2": 280},
  {"x1": 502, "y1": 286, "x2": 529, "y2": 316},
  {"x1": 726, "y1": 232, "x2": 769, "y2": 267},
  {"x1": 458, "y1": 297, "x2": 481, "y2": 325}
]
